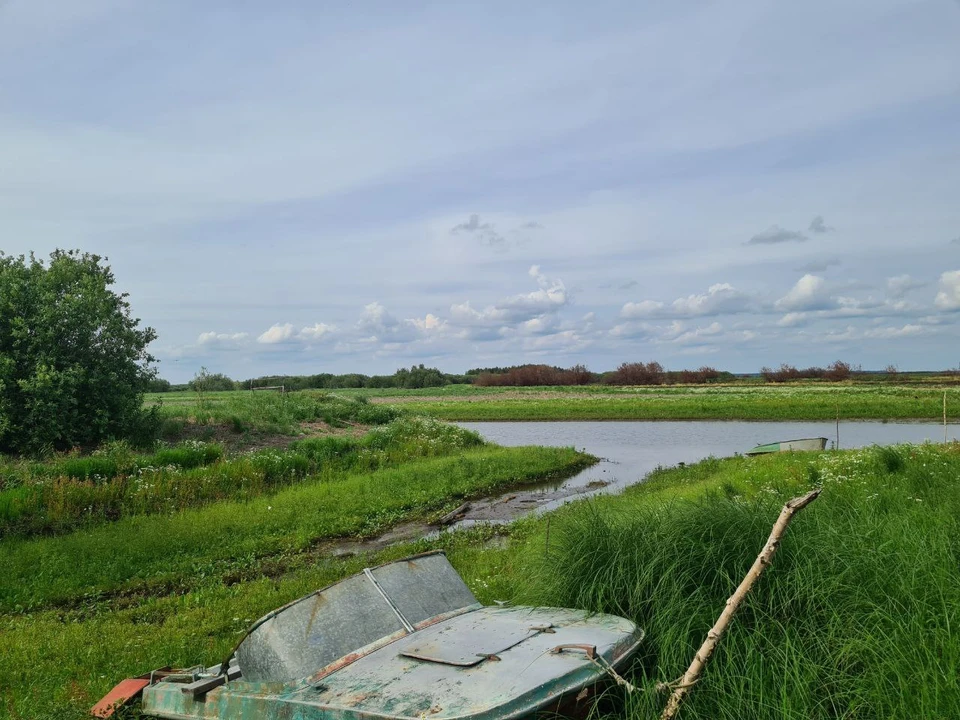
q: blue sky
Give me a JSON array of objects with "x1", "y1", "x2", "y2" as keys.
[{"x1": 2, "y1": 0, "x2": 959, "y2": 382}]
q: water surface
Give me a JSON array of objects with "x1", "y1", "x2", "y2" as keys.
[{"x1": 449, "y1": 420, "x2": 954, "y2": 526}]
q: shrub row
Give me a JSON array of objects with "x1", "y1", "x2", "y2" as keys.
[{"x1": 0, "y1": 418, "x2": 483, "y2": 537}]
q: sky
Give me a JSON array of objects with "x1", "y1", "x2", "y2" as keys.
[{"x1": 2, "y1": 0, "x2": 960, "y2": 383}]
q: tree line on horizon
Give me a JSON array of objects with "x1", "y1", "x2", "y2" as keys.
[{"x1": 145, "y1": 359, "x2": 946, "y2": 394}]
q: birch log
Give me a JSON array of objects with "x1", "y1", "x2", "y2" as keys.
[{"x1": 660, "y1": 488, "x2": 821, "y2": 720}]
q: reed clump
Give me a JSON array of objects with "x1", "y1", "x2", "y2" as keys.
[{"x1": 519, "y1": 444, "x2": 960, "y2": 719}]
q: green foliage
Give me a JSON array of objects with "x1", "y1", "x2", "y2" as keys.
[
  {"x1": 0, "y1": 419, "x2": 485, "y2": 537},
  {"x1": 155, "y1": 390, "x2": 403, "y2": 435},
  {"x1": 238, "y1": 364, "x2": 467, "y2": 391},
  {"x1": 0, "y1": 250, "x2": 157, "y2": 455},
  {"x1": 188, "y1": 367, "x2": 236, "y2": 392},
  {"x1": 0, "y1": 445, "x2": 592, "y2": 613},
  {"x1": 503, "y1": 444, "x2": 960, "y2": 719}
]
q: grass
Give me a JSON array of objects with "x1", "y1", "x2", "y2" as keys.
[
  {"x1": 470, "y1": 443, "x2": 960, "y2": 719},
  {"x1": 356, "y1": 383, "x2": 959, "y2": 421},
  {"x1": 152, "y1": 390, "x2": 402, "y2": 436},
  {"x1": 144, "y1": 382, "x2": 960, "y2": 423},
  {"x1": 2, "y1": 434, "x2": 957, "y2": 719},
  {"x1": 0, "y1": 418, "x2": 484, "y2": 538},
  {"x1": 0, "y1": 444, "x2": 593, "y2": 614}
]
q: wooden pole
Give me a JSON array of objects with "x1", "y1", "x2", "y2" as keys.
[
  {"x1": 660, "y1": 489, "x2": 820, "y2": 720},
  {"x1": 944, "y1": 391, "x2": 948, "y2": 444},
  {"x1": 836, "y1": 403, "x2": 840, "y2": 450}
]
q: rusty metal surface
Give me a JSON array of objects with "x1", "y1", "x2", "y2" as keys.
[
  {"x1": 140, "y1": 552, "x2": 644, "y2": 720},
  {"x1": 143, "y1": 606, "x2": 642, "y2": 720},
  {"x1": 91, "y1": 678, "x2": 150, "y2": 718},
  {"x1": 399, "y1": 609, "x2": 550, "y2": 666}
]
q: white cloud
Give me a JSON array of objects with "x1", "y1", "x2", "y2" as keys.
[
  {"x1": 775, "y1": 274, "x2": 833, "y2": 312},
  {"x1": 197, "y1": 331, "x2": 248, "y2": 345},
  {"x1": 449, "y1": 265, "x2": 568, "y2": 329},
  {"x1": 257, "y1": 323, "x2": 296, "y2": 344},
  {"x1": 934, "y1": 271, "x2": 960, "y2": 311},
  {"x1": 862, "y1": 324, "x2": 926, "y2": 339},
  {"x1": 299, "y1": 323, "x2": 337, "y2": 341},
  {"x1": 357, "y1": 302, "x2": 399, "y2": 335},
  {"x1": 621, "y1": 282, "x2": 751, "y2": 319},
  {"x1": 668, "y1": 321, "x2": 724, "y2": 345}
]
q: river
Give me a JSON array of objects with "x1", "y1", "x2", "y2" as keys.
[{"x1": 446, "y1": 420, "x2": 955, "y2": 527}]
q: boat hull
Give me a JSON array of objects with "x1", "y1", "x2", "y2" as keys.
[
  {"x1": 745, "y1": 437, "x2": 828, "y2": 456},
  {"x1": 142, "y1": 606, "x2": 642, "y2": 720}
]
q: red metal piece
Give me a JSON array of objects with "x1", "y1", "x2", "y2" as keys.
[
  {"x1": 550, "y1": 643, "x2": 598, "y2": 660},
  {"x1": 90, "y1": 678, "x2": 150, "y2": 718}
]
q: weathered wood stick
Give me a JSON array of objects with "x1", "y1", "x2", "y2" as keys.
[
  {"x1": 660, "y1": 488, "x2": 820, "y2": 720},
  {"x1": 436, "y1": 502, "x2": 471, "y2": 526}
]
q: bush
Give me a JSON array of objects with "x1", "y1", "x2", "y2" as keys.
[
  {"x1": 605, "y1": 361, "x2": 666, "y2": 385},
  {"x1": 0, "y1": 250, "x2": 157, "y2": 455},
  {"x1": 474, "y1": 364, "x2": 593, "y2": 386},
  {"x1": 189, "y1": 368, "x2": 236, "y2": 392}
]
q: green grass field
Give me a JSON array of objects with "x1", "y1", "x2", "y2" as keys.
[
  {"x1": 361, "y1": 383, "x2": 958, "y2": 421},
  {"x1": 2, "y1": 443, "x2": 956, "y2": 719},
  {"x1": 4, "y1": 383, "x2": 957, "y2": 719},
  {"x1": 146, "y1": 382, "x2": 960, "y2": 423}
]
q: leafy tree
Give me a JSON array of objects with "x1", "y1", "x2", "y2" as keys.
[
  {"x1": 188, "y1": 367, "x2": 236, "y2": 393},
  {"x1": 0, "y1": 250, "x2": 158, "y2": 454}
]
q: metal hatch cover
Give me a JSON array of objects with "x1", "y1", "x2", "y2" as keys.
[{"x1": 399, "y1": 611, "x2": 550, "y2": 667}]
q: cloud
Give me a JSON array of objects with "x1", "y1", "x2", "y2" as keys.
[
  {"x1": 952, "y1": 237, "x2": 960, "y2": 245},
  {"x1": 618, "y1": 280, "x2": 638, "y2": 290},
  {"x1": 197, "y1": 331, "x2": 249, "y2": 346},
  {"x1": 257, "y1": 323, "x2": 296, "y2": 344},
  {"x1": 453, "y1": 265, "x2": 568, "y2": 329},
  {"x1": 621, "y1": 282, "x2": 752, "y2": 320},
  {"x1": 795, "y1": 257, "x2": 841, "y2": 273},
  {"x1": 934, "y1": 271, "x2": 960, "y2": 311},
  {"x1": 886, "y1": 275, "x2": 926, "y2": 299},
  {"x1": 746, "y1": 225, "x2": 807, "y2": 245},
  {"x1": 808, "y1": 215, "x2": 833, "y2": 234},
  {"x1": 862, "y1": 324, "x2": 926, "y2": 339},
  {"x1": 299, "y1": 322, "x2": 337, "y2": 341},
  {"x1": 667, "y1": 321, "x2": 724, "y2": 345},
  {"x1": 450, "y1": 213, "x2": 506, "y2": 248},
  {"x1": 358, "y1": 302, "x2": 401, "y2": 335},
  {"x1": 775, "y1": 274, "x2": 833, "y2": 311},
  {"x1": 519, "y1": 221, "x2": 544, "y2": 230}
]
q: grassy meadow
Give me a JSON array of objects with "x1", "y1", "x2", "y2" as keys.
[
  {"x1": 348, "y1": 382, "x2": 959, "y2": 421},
  {"x1": 2, "y1": 388, "x2": 958, "y2": 719},
  {"x1": 2, "y1": 442, "x2": 957, "y2": 719}
]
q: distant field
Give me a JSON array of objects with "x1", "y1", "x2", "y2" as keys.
[
  {"x1": 352, "y1": 383, "x2": 956, "y2": 422},
  {"x1": 146, "y1": 383, "x2": 959, "y2": 422}
]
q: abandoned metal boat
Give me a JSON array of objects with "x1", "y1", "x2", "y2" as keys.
[
  {"x1": 745, "y1": 437, "x2": 828, "y2": 456},
  {"x1": 94, "y1": 551, "x2": 643, "y2": 720}
]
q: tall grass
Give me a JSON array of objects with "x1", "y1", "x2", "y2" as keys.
[
  {"x1": 0, "y1": 418, "x2": 484, "y2": 538},
  {"x1": 0, "y1": 444, "x2": 593, "y2": 612},
  {"x1": 0, "y1": 440, "x2": 224, "y2": 490},
  {"x1": 515, "y1": 444, "x2": 960, "y2": 719},
  {"x1": 156, "y1": 390, "x2": 402, "y2": 434}
]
